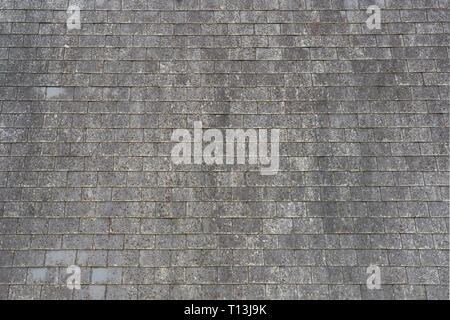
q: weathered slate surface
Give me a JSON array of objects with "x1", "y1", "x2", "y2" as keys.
[{"x1": 0, "y1": 0, "x2": 448, "y2": 300}]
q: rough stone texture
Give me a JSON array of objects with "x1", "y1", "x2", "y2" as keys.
[{"x1": 0, "y1": 0, "x2": 449, "y2": 300}]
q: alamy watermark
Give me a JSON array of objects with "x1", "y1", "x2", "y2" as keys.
[
  {"x1": 171, "y1": 122, "x2": 280, "y2": 175},
  {"x1": 67, "y1": 5, "x2": 81, "y2": 30},
  {"x1": 366, "y1": 265, "x2": 381, "y2": 290},
  {"x1": 66, "y1": 265, "x2": 81, "y2": 290},
  {"x1": 66, "y1": 4, "x2": 380, "y2": 31},
  {"x1": 366, "y1": 5, "x2": 381, "y2": 30}
]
